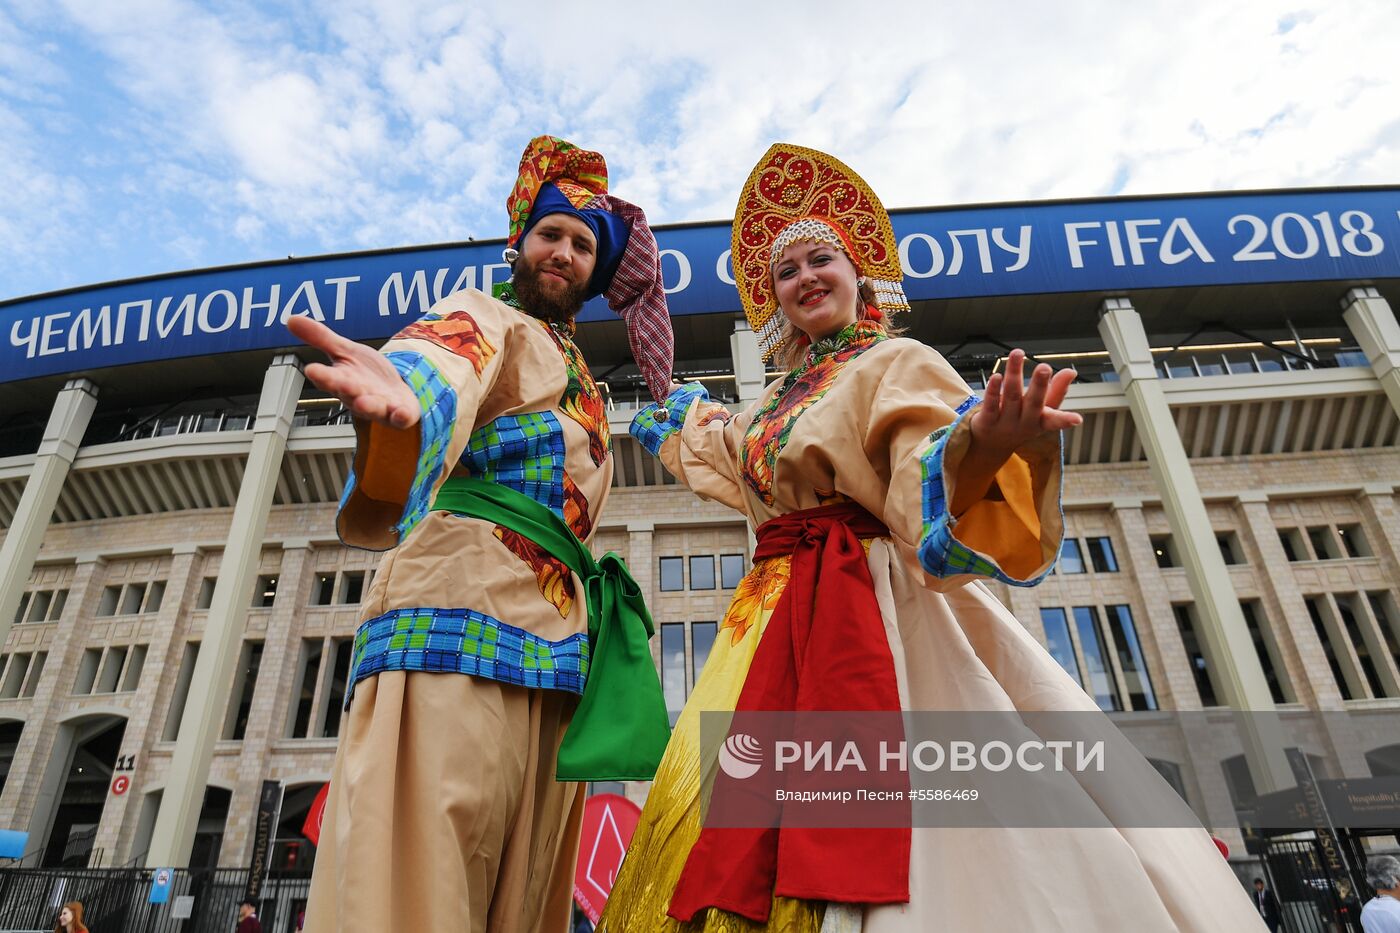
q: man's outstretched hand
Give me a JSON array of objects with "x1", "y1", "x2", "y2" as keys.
[{"x1": 287, "y1": 316, "x2": 420, "y2": 429}]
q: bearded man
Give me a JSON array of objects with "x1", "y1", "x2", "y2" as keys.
[{"x1": 290, "y1": 135, "x2": 673, "y2": 932}]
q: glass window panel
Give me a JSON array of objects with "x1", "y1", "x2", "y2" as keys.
[
  {"x1": 1039, "y1": 608, "x2": 1081, "y2": 683},
  {"x1": 1306, "y1": 526, "x2": 1337, "y2": 560},
  {"x1": 321, "y1": 639, "x2": 353, "y2": 738},
  {"x1": 1173, "y1": 605, "x2": 1219, "y2": 707},
  {"x1": 692, "y1": 622, "x2": 717, "y2": 685},
  {"x1": 1304, "y1": 597, "x2": 1352, "y2": 701},
  {"x1": 1072, "y1": 607, "x2": 1121, "y2": 711},
  {"x1": 1086, "y1": 537, "x2": 1118, "y2": 573},
  {"x1": 689, "y1": 556, "x2": 715, "y2": 591},
  {"x1": 1239, "y1": 602, "x2": 1287, "y2": 704},
  {"x1": 720, "y1": 554, "x2": 746, "y2": 589},
  {"x1": 659, "y1": 557, "x2": 684, "y2": 592},
  {"x1": 661, "y1": 623, "x2": 686, "y2": 723},
  {"x1": 1058, "y1": 539, "x2": 1086, "y2": 574},
  {"x1": 1104, "y1": 605, "x2": 1157, "y2": 710}
]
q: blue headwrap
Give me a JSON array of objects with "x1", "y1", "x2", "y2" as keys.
[{"x1": 518, "y1": 183, "x2": 631, "y2": 299}]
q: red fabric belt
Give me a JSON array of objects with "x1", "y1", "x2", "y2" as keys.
[{"x1": 668, "y1": 503, "x2": 911, "y2": 923}]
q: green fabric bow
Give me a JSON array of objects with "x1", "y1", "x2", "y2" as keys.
[{"x1": 432, "y1": 476, "x2": 670, "y2": 781}]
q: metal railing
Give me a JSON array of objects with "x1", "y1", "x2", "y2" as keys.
[{"x1": 0, "y1": 866, "x2": 311, "y2": 933}]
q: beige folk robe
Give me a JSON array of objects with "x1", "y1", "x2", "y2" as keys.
[
  {"x1": 306, "y1": 287, "x2": 616, "y2": 933},
  {"x1": 600, "y1": 324, "x2": 1264, "y2": 933}
]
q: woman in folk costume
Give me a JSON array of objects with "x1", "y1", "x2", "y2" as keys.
[
  {"x1": 294, "y1": 135, "x2": 672, "y2": 933},
  {"x1": 599, "y1": 145, "x2": 1265, "y2": 932}
]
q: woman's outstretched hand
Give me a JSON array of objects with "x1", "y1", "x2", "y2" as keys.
[
  {"x1": 287, "y1": 316, "x2": 420, "y2": 429},
  {"x1": 969, "y1": 349, "x2": 1082, "y2": 456},
  {"x1": 951, "y1": 349, "x2": 1082, "y2": 517}
]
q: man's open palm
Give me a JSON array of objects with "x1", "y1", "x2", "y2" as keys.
[{"x1": 287, "y1": 316, "x2": 420, "y2": 429}]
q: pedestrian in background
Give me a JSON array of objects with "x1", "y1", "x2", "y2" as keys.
[{"x1": 55, "y1": 901, "x2": 88, "y2": 933}]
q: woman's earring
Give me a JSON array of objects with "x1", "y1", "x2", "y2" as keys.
[{"x1": 856, "y1": 277, "x2": 867, "y2": 287}]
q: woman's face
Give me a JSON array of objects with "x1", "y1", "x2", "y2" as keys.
[
  {"x1": 59, "y1": 907, "x2": 73, "y2": 926},
  {"x1": 772, "y1": 240, "x2": 860, "y2": 342}
]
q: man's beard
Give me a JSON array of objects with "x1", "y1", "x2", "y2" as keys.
[{"x1": 511, "y1": 258, "x2": 588, "y2": 324}]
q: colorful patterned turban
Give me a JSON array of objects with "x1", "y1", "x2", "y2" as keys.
[
  {"x1": 506, "y1": 135, "x2": 674, "y2": 404},
  {"x1": 732, "y1": 143, "x2": 910, "y2": 359}
]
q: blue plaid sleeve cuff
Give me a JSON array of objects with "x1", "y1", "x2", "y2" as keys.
[
  {"x1": 338, "y1": 350, "x2": 457, "y2": 546},
  {"x1": 915, "y1": 395, "x2": 1055, "y2": 588},
  {"x1": 630, "y1": 382, "x2": 709, "y2": 456}
]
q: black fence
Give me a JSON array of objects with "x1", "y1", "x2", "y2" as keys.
[{"x1": 0, "y1": 866, "x2": 312, "y2": 933}]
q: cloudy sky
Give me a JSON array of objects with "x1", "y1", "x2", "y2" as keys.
[{"x1": 2, "y1": 0, "x2": 1396, "y2": 301}]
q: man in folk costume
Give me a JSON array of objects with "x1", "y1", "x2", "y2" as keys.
[
  {"x1": 291, "y1": 135, "x2": 672, "y2": 932},
  {"x1": 599, "y1": 144, "x2": 1267, "y2": 931}
]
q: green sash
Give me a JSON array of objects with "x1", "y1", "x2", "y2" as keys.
[{"x1": 431, "y1": 476, "x2": 670, "y2": 781}]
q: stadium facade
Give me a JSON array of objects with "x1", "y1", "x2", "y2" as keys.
[{"x1": 1, "y1": 186, "x2": 1399, "y2": 886}]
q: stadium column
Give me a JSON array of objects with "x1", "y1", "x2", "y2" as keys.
[
  {"x1": 0, "y1": 378, "x2": 98, "y2": 648},
  {"x1": 1341, "y1": 287, "x2": 1400, "y2": 418},
  {"x1": 1098, "y1": 298, "x2": 1293, "y2": 794},
  {"x1": 145, "y1": 354, "x2": 304, "y2": 867},
  {"x1": 730, "y1": 319, "x2": 766, "y2": 404}
]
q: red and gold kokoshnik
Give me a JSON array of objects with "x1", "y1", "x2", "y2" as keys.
[{"x1": 733, "y1": 143, "x2": 910, "y2": 358}]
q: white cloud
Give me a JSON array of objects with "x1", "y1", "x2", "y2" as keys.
[{"x1": 2, "y1": 0, "x2": 1398, "y2": 299}]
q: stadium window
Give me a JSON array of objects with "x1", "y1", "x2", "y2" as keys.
[
  {"x1": 1368, "y1": 592, "x2": 1400, "y2": 677},
  {"x1": 119, "y1": 583, "x2": 146, "y2": 615},
  {"x1": 720, "y1": 554, "x2": 746, "y2": 589},
  {"x1": 692, "y1": 622, "x2": 718, "y2": 685},
  {"x1": 1215, "y1": 533, "x2": 1242, "y2": 565},
  {"x1": 1038, "y1": 608, "x2": 1081, "y2": 683},
  {"x1": 1173, "y1": 604, "x2": 1220, "y2": 707},
  {"x1": 1057, "y1": 539, "x2": 1086, "y2": 574},
  {"x1": 163, "y1": 642, "x2": 200, "y2": 741},
  {"x1": 689, "y1": 556, "x2": 716, "y2": 591},
  {"x1": 121, "y1": 645, "x2": 148, "y2": 692},
  {"x1": 339, "y1": 571, "x2": 366, "y2": 604},
  {"x1": 253, "y1": 575, "x2": 278, "y2": 608},
  {"x1": 1150, "y1": 535, "x2": 1178, "y2": 569},
  {"x1": 1239, "y1": 601, "x2": 1290, "y2": 703},
  {"x1": 318, "y1": 638, "x2": 354, "y2": 738},
  {"x1": 1103, "y1": 605, "x2": 1157, "y2": 711},
  {"x1": 1337, "y1": 524, "x2": 1370, "y2": 558},
  {"x1": 1306, "y1": 526, "x2": 1339, "y2": 560},
  {"x1": 48, "y1": 589, "x2": 67, "y2": 621},
  {"x1": 0, "y1": 654, "x2": 30, "y2": 699},
  {"x1": 11, "y1": 593, "x2": 30, "y2": 626},
  {"x1": 1072, "y1": 606, "x2": 1122, "y2": 711},
  {"x1": 223, "y1": 641, "x2": 264, "y2": 740},
  {"x1": 661, "y1": 623, "x2": 685, "y2": 724},
  {"x1": 1085, "y1": 537, "x2": 1118, "y2": 573},
  {"x1": 196, "y1": 576, "x2": 217, "y2": 609},
  {"x1": 95, "y1": 646, "x2": 127, "y2": 693},
  {"x1": 20, "y1": 652, "x2": 46, "y2": 697},
  {"x1": 143, "y1": 581, "x2": 165, "y2": 613},
  {"x1": 73, "y1": 648, "x2": 103, "y2": 696},
  {"x1": 1304, "y1": 597, "x2": 1353, "y2": 701},
  {"x1": 97, "y1": 585, "x2": 122, "y2": 616},
  {"x1": 658, "y1": 557, "x2": 684, "y2": 592},
  {"x1": 1277, "y1": 528, "x2": 1306, "y2": 562},
  {"x1": 287, "y1": 639, "x2": 324, "y2": 739},
  {"x1": 313, "y1": 573, "x2": 336, "y2": 606},
  {"x1": 22, "y1": 591, "x2": 48, "y2": 623},
  {"x1": 1336, "y1": 595, "x2": 1387, "y2": 698}
]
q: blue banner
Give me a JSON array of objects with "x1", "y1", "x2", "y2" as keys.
[{"x1": 2, "y1": 187, "x2": 1397, "y2": 384}]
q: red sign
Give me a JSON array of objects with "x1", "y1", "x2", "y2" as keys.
[
  {"x1": 302, "y1": 783, "x2": 330, "y2": 846},
  {"x1": 1211, "y1": 835, "x2": 1230, "y2": 859},
  {"x1": 111, "y1": 775, "x2": 130, "y2": 796},
  {"x1": 572, "y1": 793, "x2": 641, "y2": 924}
]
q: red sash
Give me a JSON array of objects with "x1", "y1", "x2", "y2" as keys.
[{"x1": 667, "y1": 503, "x2": 910, "y2": 923}]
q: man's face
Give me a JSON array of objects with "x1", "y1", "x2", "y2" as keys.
[
  {"x1": 512, "y1": 213, "x2": 598, "y2": 323},
  {"x1": 1254, "y1": 881, "x2": 1264, "y2": 891},
  {"x1": 239, "y1": 903, "x2": 252, "y2": 919}
]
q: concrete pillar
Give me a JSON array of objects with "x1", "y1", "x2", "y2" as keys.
[
  {"x1": 146, "y1": 355, "x2": 303, "y2": 867},
  {"x1": 221, "y1": 541, "x2": 314, "y2": 865},
  {"x1": 1341, "y1": 287, "x2": 1400, "y2": 418},
  {"x1": 0, "y1": 379, "x2": 97, "y2": 649},
  {"x1": 730, "y1": 320, "x2": 766, "y2": 404},
  {"x1": 1098, "y1": 299, "x2": 1292, "y2": 793}
]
